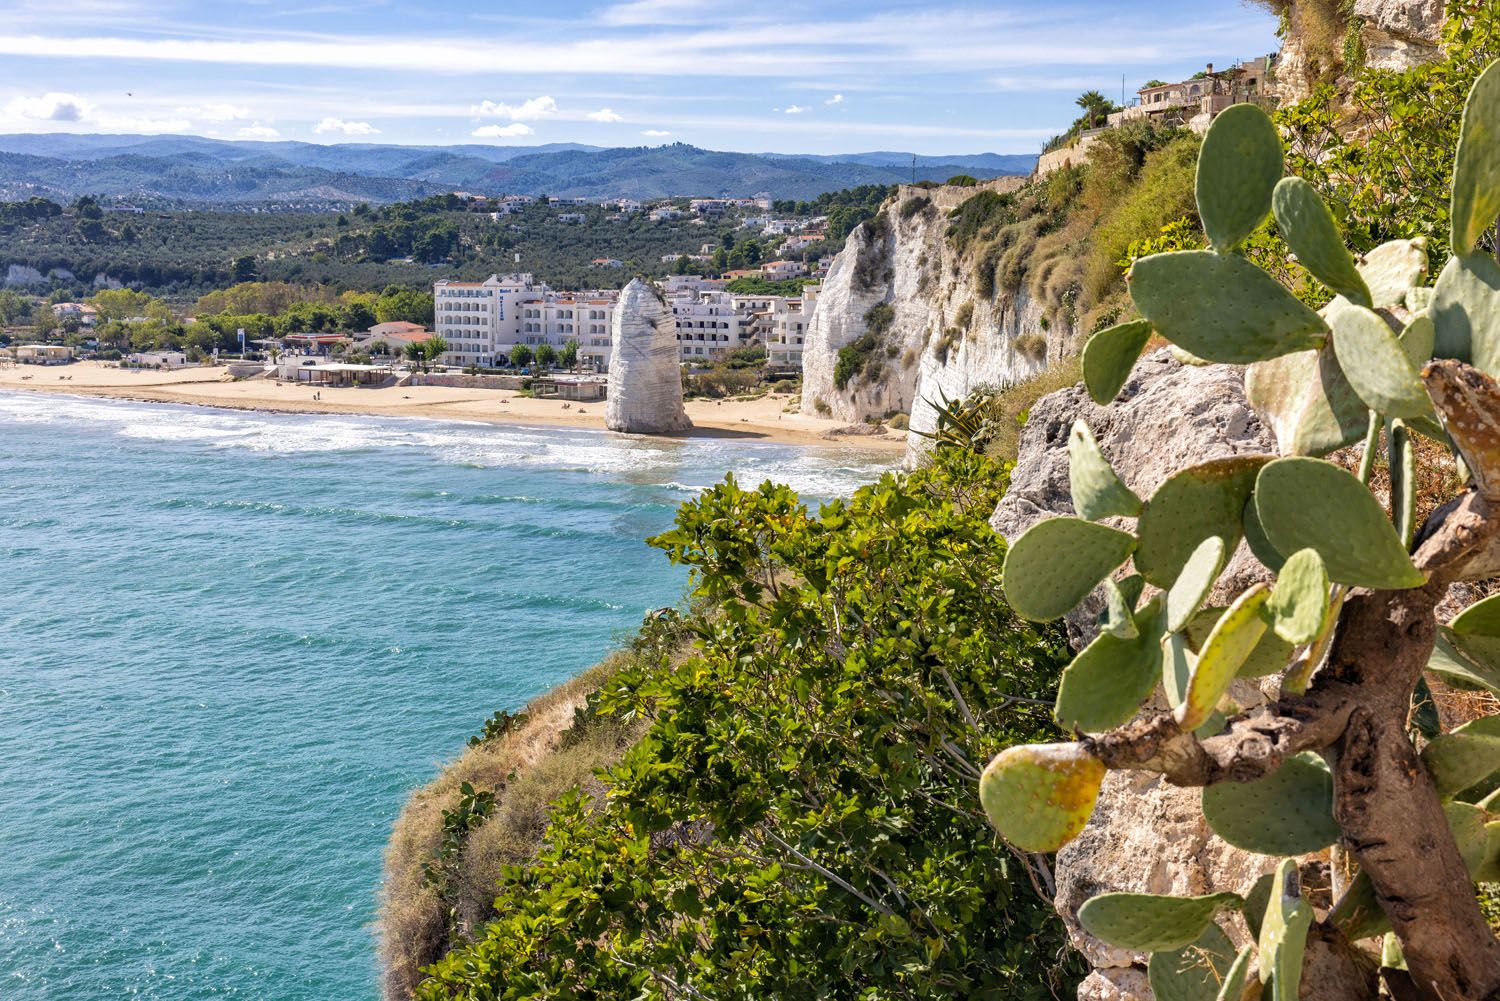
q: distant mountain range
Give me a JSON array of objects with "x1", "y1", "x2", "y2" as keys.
[{"x1": 0, "y1": 134, "x2": 1037, "y2": 207}]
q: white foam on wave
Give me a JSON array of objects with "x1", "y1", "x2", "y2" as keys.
[{"x1": 0, "y1": 390, "x2": 897, "y2": 498}]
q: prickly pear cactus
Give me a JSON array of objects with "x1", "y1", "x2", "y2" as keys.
[{"x1": 986, "y1": 59, "x2": 1500, "y2": 1001}]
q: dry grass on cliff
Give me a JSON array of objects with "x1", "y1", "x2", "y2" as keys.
[
  {"x1": 377, "y1": 654, "x2": 645, "y2": 1001},
  {"x1": 985, "y1": 354, "x2": 1083, "y2": 462}
]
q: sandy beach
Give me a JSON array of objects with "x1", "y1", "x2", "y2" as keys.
[{"x1": 0, "y1": 361, "x2": 908, "y2": 452}]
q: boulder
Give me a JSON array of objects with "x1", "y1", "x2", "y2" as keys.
[
  {"x1": 990, "y1": 350, "x2": 1274, "y2": 644},
  {"x1": 605, "y1": 278, "x2": 691, "y2": 435}
]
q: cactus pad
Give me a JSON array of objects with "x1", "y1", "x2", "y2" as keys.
[
  {"x1": 1242, "y1": 495, "x2": 1285, "y2": 571},
  {"x1": 1257, "y1": 859, "x2": 1313, "y2": 1001},
  {"x1": 1148, "y1": 921, "x2": 1238, "y2": 1001},
  {"x1": 1178, "y1": 584, "x2": 1270, "y2": 731},
  {"x1": 1202, "y1": 752, "x2": 1340, "y2": 855},
  {"x1": 1265, "y1": 548, "x2": 1329, "y2": 645},
  {"x1": 1246, "y1": 345, "x2": 1370, "y2": 457},
  {"x1": 1272, "y1": 177, "x2": 1372, "y2": 307},
  {"x1": 1196, "y1": 103, "x2": 1284, "y2": 252},
  {"x1": 1001, "y1": 516, "x2": 1137, "y2": 622},
  {"x1": 1421, "y1": 714, "x2": 1500, "y2": 798},
  {"x1": 1069, "y1": 420, "x2": 1143, "y2": 520},
  {"x1": 1254, "y1": 457, "x2": 1425, "y2": 589},
  {"x1": 978, "y1": 742, "x2": 1105, "y2": 852},
  {"x1": 1451, "y1": 59, "x2": 1500, "y2": 256},
  {"x1": 1077, "y1": 890, "x2": 1242, "y2": 953},
  {"x1": 1328, "y1": 300, "x2": 1435, "y2": 420},
  {"x1": 1056, "y1": 597, "x2": 1165, "y2": 733},
  {"x1": 1135, "y1": 456, "x2": 1268, "y2": 587},
  {"x1": 1329, "y1": 868, "x2": 1391, "y2": 942},
  {"x1": 1452, "y1": 592, "x2": 1500, "y2": 637},
  {"x1": 1166, "y1": 536, "x2": 1226, "y2": 633},
  {"x1": 1130, "y1": 251, "x2": 1327, "y2": 365},
  {"x1": 1432, "y1": 251, "x2": 1500, "y2": 374},
  {"x1": 1082, "y1": 319, "x2": 1154, "y2": 405},
  {"x1": 1183, "y1": 605, "x2": 1294, "y2": 679},
  {"x1": 1444, "y1": 800, "x2": 1492, "y2": 876},
  {"x1": 1428, "y1": 626, "x2": 1500, "y2": 695},
  {"x1": 1360, "y1": 238, "x2": 1430, "y2": 309},
  {"x1": 1217, "y1": 945, "x2": 1256, "y2": 1001},
  {"x1": 1099, "y1": 578, "x2": 1140, "y2": 639},
  {"x1": 1401, "y1": 311, "x2": 1436, "y2": 368}
]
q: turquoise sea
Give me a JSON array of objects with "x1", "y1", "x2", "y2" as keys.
[{"x1": 0, "y1": 391, "x2": 894, "y2": 1000}]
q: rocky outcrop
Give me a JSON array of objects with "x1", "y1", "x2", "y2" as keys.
[
  {"x1": 1275, "y1": 0, "x2": 1445, "y2": 102},
  {"x1": 1354, "y1": 0, "x2": 1445, "y2": 70},
  {"x1": 991, "y1": 350, "x2": 1274, "y2": 644},
  {"x1": 798, "y1": 177, "x2": 1061, "y2": 436},
  {"x1": 989, "y1": 352, "x2": 1282, "y2": 998},
  {"x1": 605, "y1": 278, "x2": 691, "y2": 435}
]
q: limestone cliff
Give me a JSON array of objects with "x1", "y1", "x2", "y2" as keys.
[
  {"x1": 606, "y1": 278, "x2": 691, "y2": 434},
  {"x1": 1272, "y1": 0, "x2": 1445, "y2": 102},
  {"x1": 799, "y1": 177, "x2": 1066, "y2": 438}
]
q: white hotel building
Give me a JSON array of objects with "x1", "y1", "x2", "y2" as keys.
[
  {"x1": 434, "y1": 274, "x2": 810, "y2": 370},
  {"x1": 434, "y1": 274, "x2": 616, "y2": 370}
]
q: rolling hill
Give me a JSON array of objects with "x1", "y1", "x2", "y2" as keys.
[{"x1": 0, "y1": 135, "x2": 1036, "y2": 207}]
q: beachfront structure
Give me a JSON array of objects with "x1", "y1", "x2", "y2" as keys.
[
  {"x1": 15, "y1": 344, "x2": 74, "y2": 364},
  {"x1": 434, "y1": 274, "x2": 618, "y2": 370},
  {"x1": 127, "y1": 350, "x2": 188, "y2": 368},
  {"x1": 435, "y1": 274, "x2": 811, "y2": 370}
]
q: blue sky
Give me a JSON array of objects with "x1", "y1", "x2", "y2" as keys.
[{"x1": 0, "y1": 0, "x2": 1281, "y2": 155}]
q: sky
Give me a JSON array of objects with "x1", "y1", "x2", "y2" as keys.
[{"x1": 0, "y1": 0, "x2": 1282, "y2": 155}]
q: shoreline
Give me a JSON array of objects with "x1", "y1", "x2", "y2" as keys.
[{"x1": 0, "y1": 362, "x2": 908, "y2": 453}]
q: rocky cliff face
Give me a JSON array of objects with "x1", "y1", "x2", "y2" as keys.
[
  {"x1": 1274, "y1": 0, "x2": 1445, "y2": 102},
  {"x1": 798, "y1": 177, "x2": 1067, "y2": 439},
  {"x1": 606, "y1": 278, "x2": 692, "y2": 434}
]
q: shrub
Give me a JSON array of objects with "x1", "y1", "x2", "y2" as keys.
[
  {"x1": 946, "y1": 190, "x2": 1015, "y2": 254},
  {"x1": 900, "y1": 195, "x2": 933, "y2": 219},
  {"x1": 417, "y1": 452, "x2": 1082, "y2": 1000}
]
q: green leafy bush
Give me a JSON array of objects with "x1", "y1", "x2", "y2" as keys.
[{"x1": 417, "y1": 450, "x2": 1081, "y2": 999}]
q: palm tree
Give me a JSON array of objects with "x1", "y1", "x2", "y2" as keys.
[{"x1": 1076, "y1": 89, "x2": 1110, "y2": 129}]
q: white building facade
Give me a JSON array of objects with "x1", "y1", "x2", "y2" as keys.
[{"x1": 436, "y1": 274, "x2": 811, "y2": 371}]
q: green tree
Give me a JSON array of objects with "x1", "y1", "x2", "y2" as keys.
[
  {"x1": 230, "y1": 254, "x2": 257, "y2": 283},
  {"x1": 534, "y1": 342, "x2": 557, "y2": 369},
  {"x1": 508, "y1": 343, "x2": 533, "y2": 369},
  {"x1": 1075, "y1": 89, "x2": 1111, "y2": 128},
  {"x1": 376, "y1": 286, "x2": 435, "y2": 326},
  {"x1": 558, "y1": 339, "x2": 579, "y2": 369}
]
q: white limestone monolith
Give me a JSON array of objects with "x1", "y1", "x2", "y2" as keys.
[{"x1": 605, "y1": 278, "x2": 691, "y2": 434}]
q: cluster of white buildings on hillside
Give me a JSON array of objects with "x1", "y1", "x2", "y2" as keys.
[
  {"x1": 1037, "y1": 55, "x2": 1278, "y2": 176},
  {"x1": 434, "y1": 273, "x2": 813, "y2": 371}
]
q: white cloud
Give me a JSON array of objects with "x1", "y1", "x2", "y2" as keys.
[
  {"x1": 176, "y1": 102, "x2": 248, "y2": 121},
  {"x1": 641, "y1": 129, "x2": 670, "y2": 136},
  {"x1": 237, "y1": 122, "x2": 279, "y2": 138},
  {"x1": 783, "y1": 105, "x2": 807, "y2": 114},
  {"x1": 600, "y1": 0, "x2": 709, "y2": 25},
  {"x1": 4, "y1": 91, "x2": 91, "y2": 121},
  {"x1": 472, "y1": 123, "x2": 534, "y2": 138},
  {"x1": 586, "y1": 107, "x2": 624, "y2": 122},
  {"x1": 472, "y1": 96, "x2": 557, "y2": 121},
  {"x1": 313, "y1": 117, "x2": 378, "y2": 135},
  {"x1": 825, "y1": 93, "x2": 844, "y2": 105}
]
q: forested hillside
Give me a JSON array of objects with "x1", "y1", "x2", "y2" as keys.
[{"x1": 0, "y1": 186, "x2": 889, "y2": 297}]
